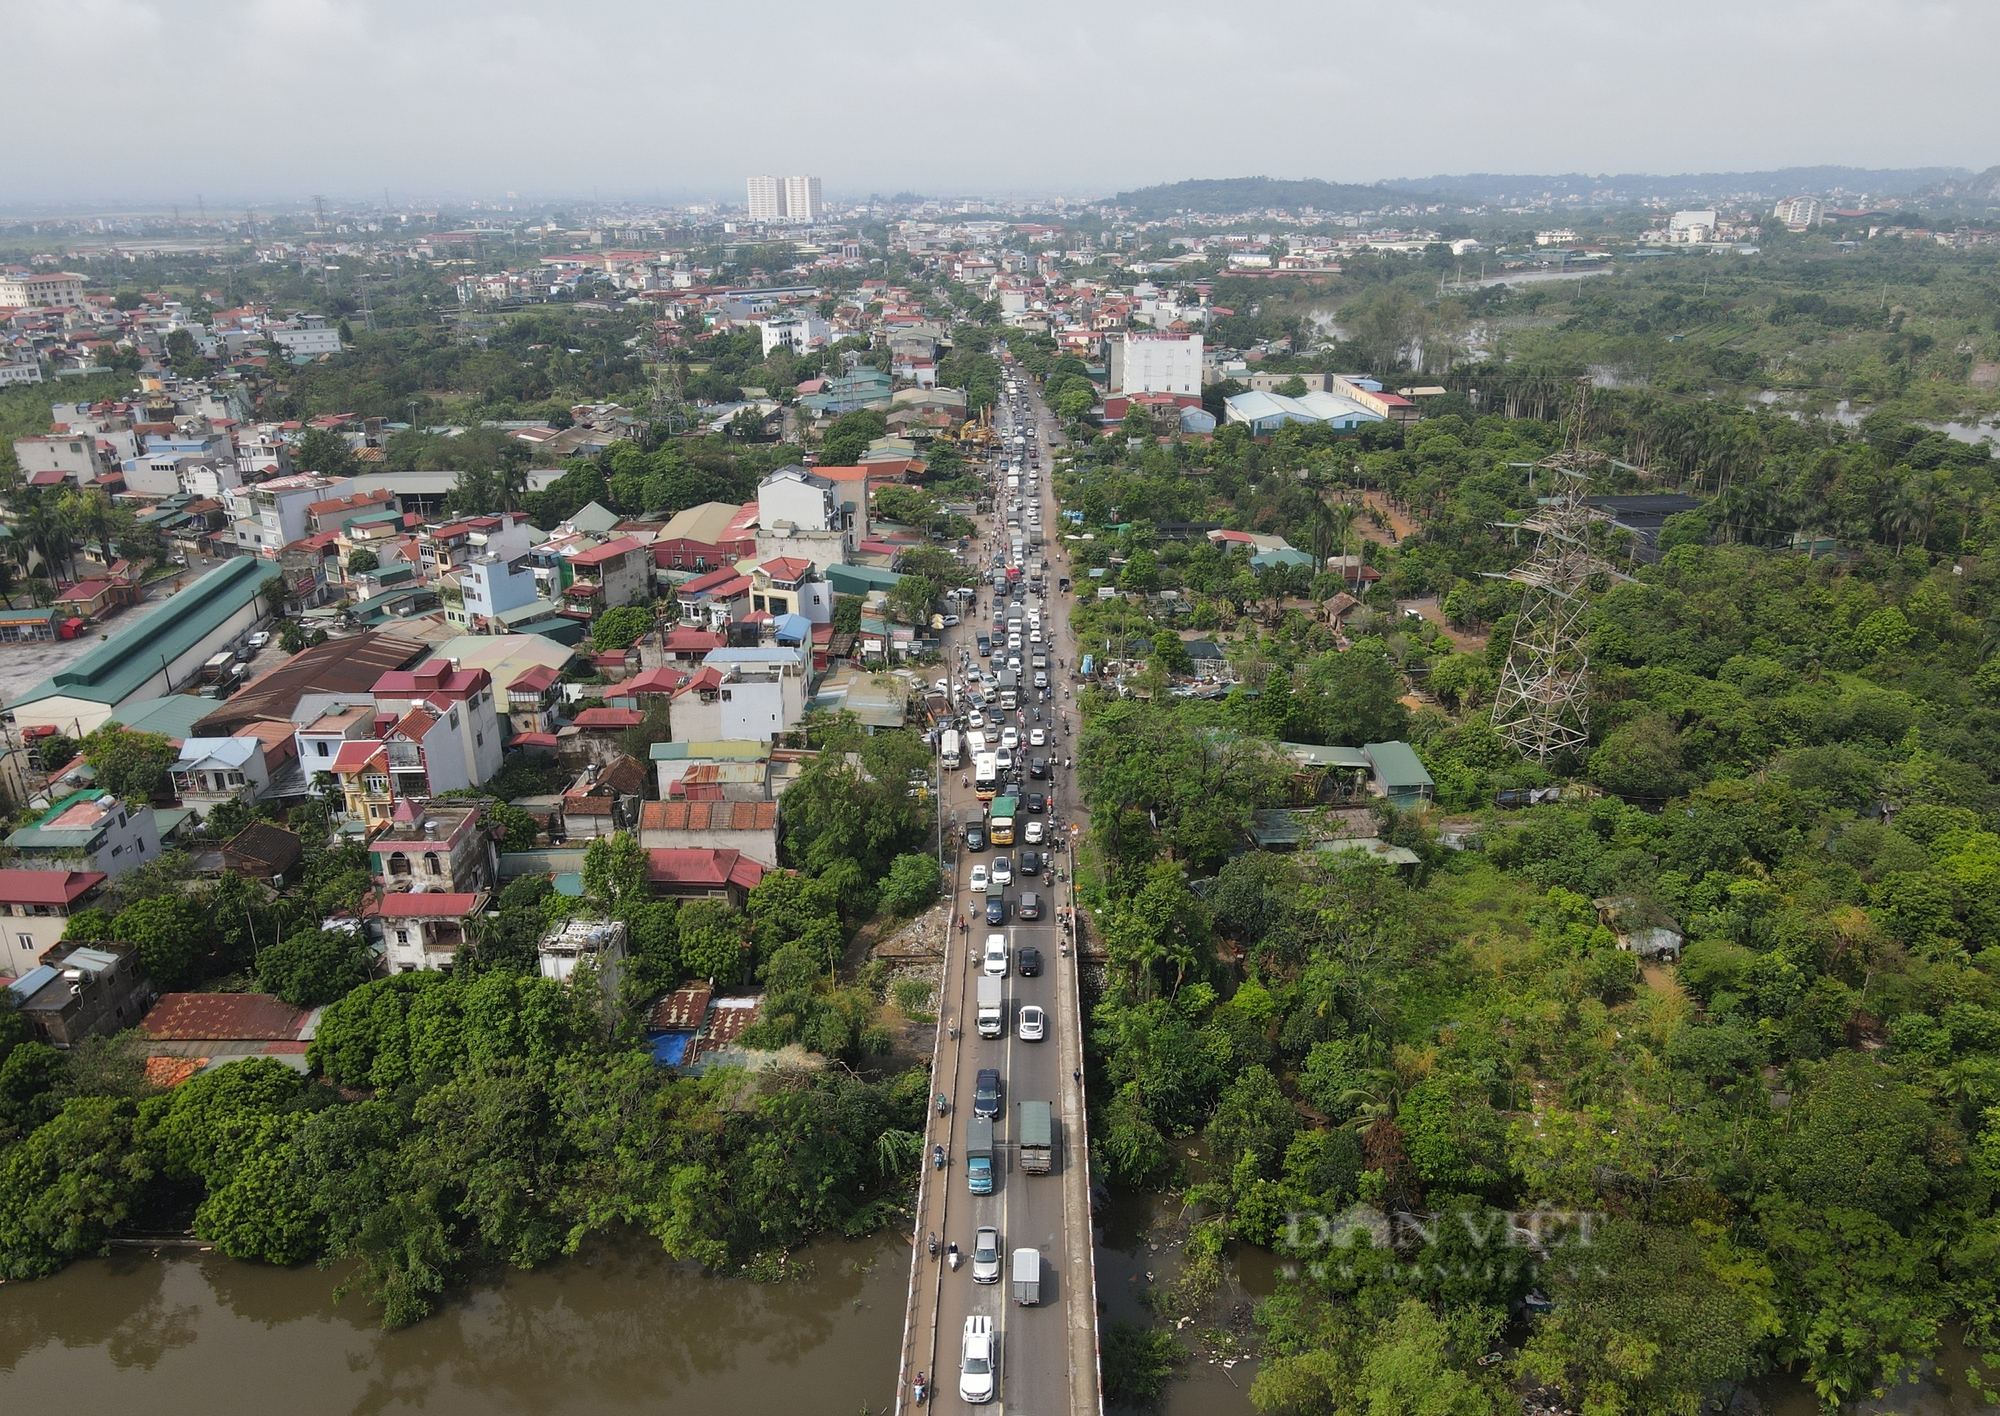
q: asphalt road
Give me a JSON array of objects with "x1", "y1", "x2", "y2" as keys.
[{"x1": 902, "y1": 371, "x2": 1098, "y2": 1415}]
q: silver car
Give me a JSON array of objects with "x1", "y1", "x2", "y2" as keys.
[{"x1": 972, "y1": 1226, "x2": 1001, "y2": 1284}]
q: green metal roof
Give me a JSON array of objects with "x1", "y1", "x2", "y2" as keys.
[
  {"x1": 648, "y1": 740, "x2": 771, "y2": 762},
  {"x1": 1362, "y1": 741, "x2": 1435, "y2": 791},
  {"x1": 10, "y1": 558, "x2": 269, "y2": 710},
  {"x1": 109, "y1": 693, "x2": 218, "y2": 739}
]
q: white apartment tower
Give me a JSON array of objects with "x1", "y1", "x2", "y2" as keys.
[
  {"x1": 783, "y1": 175, "x2": 823, "y2": 224},
  {"x1": 747, "y1": 174, "x2": 824, "y2": 224},
  {"x1": 1109, "y1": 331, "x2": 1204, "y2": 396},
  {"x1": 747, "y1": 175, "x2": 784, "y2": 223}
]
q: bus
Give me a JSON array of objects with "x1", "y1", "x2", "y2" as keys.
[
  {"x1": 973, "y1": 753, "x2": 999, "y2": 800},
  {"x1": 940, "y1": 729, "x2": 962, "y2": 771}
]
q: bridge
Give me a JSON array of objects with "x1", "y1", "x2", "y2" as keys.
[{"x1": 896, "y1": 374, "x2": 1101, "y2": 1415}]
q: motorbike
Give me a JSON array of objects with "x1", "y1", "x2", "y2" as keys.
[
  {"x1": 936, "y1": 1093, "x2": 949, "y2": 1116},
  {"x1": 928, "y1": 1231, "x2": 939, "y2": 1259},
  {"x1": 913, "y1": 1372, "x2": 928, "y2": 1405},
  {"x1": 932, "y1": 1144, "x2": 946, "y2": 1171},
  {"x1": 946, "y1": 1242, "x2": 961, "y2": 1271}
]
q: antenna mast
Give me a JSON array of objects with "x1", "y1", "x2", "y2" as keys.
[{"x1": 1487, "y1": 378, "x2": 1618, "y2": 765}]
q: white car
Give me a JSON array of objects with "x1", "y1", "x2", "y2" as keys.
[
  {"x1": 944, "y1": 614, "x2": 961, "y2": 627},
  {"x1": 1030, "y1": 630, "x2": 1043, "y2": 645},
  {"x1": 994, "y1": 747, "x2": 1014, "y2": 772},
  {"x1": 1000, "y1": 727, "x2": 1019, "y2": 750},
  {"x1": 1029, "y1": 728, "x2": 1047, "y2": 747},
  {"x1": 972, "y1": 1226, "x2": 1001, "y2": 1284},
  {"x1": 983, "y1": 934, "x2": 1008, "y2": 977},
  {"x1": 246, "y1": 631, "x2": 271, "y2": 650},
  {"x1": 1007, "y1": 633, "x2": 1023, "y2": 651},
  {"x1": 1025, "y1": 820, "x2": 1046, "y2": 846},
  {"x1": 967, "y1": 710, "x2": 986, "y2": 730},
  {"x1": 961, "y1": 1316, "x2": 996, "y2": 1404},
  {"x1": 992, "y1": 855, "x2": 1013, "y2": 886},
  {"x1": 970, "y1": 864, "x2": 990, "y2": 892},
  {"x1": 1018, "y1": 1004, "x2": 1046, "y2": 1041},
  {"x1": 935, "y1": 678, "x2": 950, "y2": 694}
]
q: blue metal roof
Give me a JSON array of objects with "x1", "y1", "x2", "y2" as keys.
[{"x1": 5, "y1": 964, "x2": 58, "y2": 1002}]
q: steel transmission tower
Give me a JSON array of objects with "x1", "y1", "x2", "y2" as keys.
[{"x1": 1487, "y1": 380, "x2": 1621, "y2": 765}]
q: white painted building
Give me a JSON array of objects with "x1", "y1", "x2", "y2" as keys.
[
  {"x1": 783, "y1": 175, "x2": 824, "y2": 224},
  {"x1": 1109, "y1": 331, "x2": 1203, "y2": 396},
  {"x1": 747, "y1": 175, "x2": 784, "y2": 223},
  {"x1": 0, "y1": 272, "x2": 85, "y2": 308}
]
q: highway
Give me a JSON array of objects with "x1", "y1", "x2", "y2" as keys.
[{"x1": 899, "y1": 361, "x2": 1099, "y2": 1415}]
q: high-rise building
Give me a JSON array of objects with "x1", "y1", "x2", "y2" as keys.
[
  {"x1": 747, "y1": 175, "x2": 783, "y2": 223},
  {"x1": 1772, "y1": 196, "x2": 1824, "y2": 231},
  {"x1": 783, "y1": 175, "x2": 823, "y2": 224}
]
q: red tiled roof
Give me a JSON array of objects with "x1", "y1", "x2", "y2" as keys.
[
  {"x1": 510, "y1": 663, "x2": 560, "y2": 693},
  {"x1": 568, "y1": 535, "x2": 646, "y2": 567},
  {"x1": 646, "y1": 847, "x2": 768, "y2": 892},
  {"x1": 662, "y1": 627, "x2": 724, "y2": 652},
  {"x1": 648, "y1": 980, "x2": 713, "y2": 1030},
  {"x1": 678, "y1": 566, "x2": 742, "y2": 596},
  {"x1": 367, "y1": 892, "x2": 482, "y2": 918},
  {"x1": 640, "y1": 799, "x2": 777, "y2": 833},
  {"x1": 0, "y1": 869, "x2": 105, "y2": 906},
  {"x1": 622, "y1": 666, "x2": 689, "y2": 695},
  {"x1": 759, "y1": 556, "x2": 813, "y2": 583},
  {"x1": 571, "y1": 707, "x2": 643, "y2": 728},
  {"x1": 509, "y1": 731, "x2": 561, "y2": 749},
  {"x1": 330, "y1": 739, "x2": 386, "y2": 773},
  {"x1": 674, "y1": 665, "x2": 724, "y2": 697},
  {"x1": 143, "y1": 993, "x2": 308, "y2": 1041}
]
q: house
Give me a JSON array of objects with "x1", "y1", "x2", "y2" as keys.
[
  {"x1": 5, "y1": 558, "x2": 272, "y2": 735},
  {"x1": 371, "y1": 658, "x2": 504, "y2": 790},
  {"x1": 370, "y1": 891, "x2": 487, "y2": 973},
  {"x1": 560, "y1": 755, "x2": 647, "y2": 839},
  {"x1": 646, "y1": 847, "x2": 768, "y2": 906},
  {"x1": 140, "y1": 992, "x2": 314, "y2": 1070},
  {"x1": 1362, "y1": 741, "x2": 1435, "y2": 807},
  {"x1": 563, "y1": 536, "x2": 652, "y2": 612},
  {"x1": 639, "y1": 798, "x2": 780, "y2": 867},
  {"x1": 539, "y1": 916, "x2": 626, "y2": 992},
  {"x1": 427, "y1": 634, "x2": 576, "y2": 737},
  {"x1": 656, "y1": 626, "x2": 725, "y2": 666},
  {"x1": 5, "y1": 790, "x2": 159, "y2": 878},
  {"x1": 171, "y1": 736, "x2": 271, "y2": 818},
  {"x1": 649, "y1": 739, "x2": 771, "y2": 799},
  {"x1": 675, "y1": 565, "x2": 754, "y2": 631},
  {"x1": 4, "y1": 943, "x2": 154, "y2": 1048},
  {"x1": 368, "y1": 797, "x2": 497, "y2": 895},
  {"x1": 748, "y1": 557, "x2": 834, "y2": 623},
  {"x1": 51, "y1": 577, "x2": 143, "y2": 620},
  {"x1": 506, "y1": 663, "x2": 563, "y2": 734},
  {"x1": 221, "y1": 821, "x2": 305, "y2": 884},
  {"x1": 329, "y1": 739, "x2": 396, "y2": 825},
  {"x1": 449, "y1": 553, "x2": 544, "y2": 630},
  {"x1": 294, "y1": 700, "x2": 378, "y2": 789},
  {"x1": 653, "y1": 501, "x2": 758, "y2": 572},
  {"x1": 667, "y1": 645, "x2": 812, "y2": 743},
  {"x1": 0, "y1": 868, "x2": 107, "y2": 979}
]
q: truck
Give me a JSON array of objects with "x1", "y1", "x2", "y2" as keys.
[
  {"x1": 976, "y1": 975, "x2": 1003, "y2": 1038},
  {"x1": 1018, "y1": 1100, "x2": 1053, "y2": 1175},
  {"x1": 965, "y1": 1115, "x2": 995, "y2": 1194},
  {"x1": 963, "y1": 809, "x2": 988, "y2": 852},
  {"x1": 996, "y1": 668, "x2": 1019, "y2": 710},
  {"x1": 989, "y1": 796, "x2": 1018, "y2": 846},
  {"x1": 1012, "y1": 1247, "x2": 1042, "y2": 1306},
  {"x1": 941, "y1": 728, "x2": 962, "y2": 771}
]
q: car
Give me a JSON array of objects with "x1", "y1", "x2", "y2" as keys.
[
  {"x1": 992, "y1": 855, "x2": 1013, "y2": 886},
  {"x1": 1007, "y1": 633, "x2": 1023, "y2": 651},
  {"x1": 1018, "y1": 850, "x2": 1040, "y2": 877},
  {"x1": 972, "y1": 1225, "x2": 1002, "y2": 1283},
  {"x1": 961, "y1": 1316, "x2": 996, "y2": 1404},
  {"x1": 1018, "y1": 945, "x2": 1043, "y2": 977},
  {"x1": 1025, "y1": 792, "x2": 1047, "y2": 815},
  {"x1": 1018, "y1": 1004, "x2": 1046, "y2": 1042},
  {"x1": 1025, "y1": 820, "x2": 1047, "y2": 845},
  {"x1": 1016, "y1": 891, "x2": 1041, "y2": 921},
  {"x1": 985, "y1": 893, "x2": 1006, "y2": 926},
  {"x1": 246, "y1": 631, "x2": 271, "y2": 650},
  {"x1": 1007, "y1": 655, "x2": 1022, "y2": 671},
  {"x1": 973, "y1": 1067, "x2": 1002, "y2": 1119},
  {"x1": 1000, "y1": 726, "x2": 1020, "y2": 750},
  {"x1": 1034, "y1": 672, "x2": 1049, "y2": 689},
  {"x1": 943, "y1": 614, "x2": 961, "y2": 627},
  {"x1": 967, "y1": 710, "x2": 986, "y2": 730},
  {"x1": 1029, "y1": 755, "x2": 1049, "y2": 779},
  {"x1": 970, "y1": 864, "x2": 989, "y2": 892},
  {"x1": 994, "y1": 747, "x2": 1014, "y2": 772},
  {"x1": 983, "y1": 934, "x2": 1008, "y2": 976},
  {"x1": 1029, "y1": 727, "x2": 1047, "y2": 747},
  {"x1": 1030, "y1": 630, "x2": 1043, "y2": 644}
]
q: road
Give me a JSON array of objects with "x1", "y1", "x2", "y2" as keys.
[{"x1": 899, "y1": 363, "x2": 1099, "y2": 1415}]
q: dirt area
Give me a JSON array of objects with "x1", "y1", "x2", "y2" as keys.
[
  {"x1": 1396, "y1": 594, "x2": 1490, "y2": 655},
  {"x1": 1642, "y1": 963, "x2": 1686, "y2": 999},
  {"x1": 1356, "y1": 491, "x2": 1416, "y2": 545}
]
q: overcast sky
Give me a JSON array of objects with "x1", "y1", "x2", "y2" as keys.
[{"x1": 4, "y1": 0, "x2": 1994, "y2": 208}]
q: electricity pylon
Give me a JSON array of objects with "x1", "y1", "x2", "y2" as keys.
[{"x1": 1487, "y1": 379, "x2": 1621, "y2": 765}]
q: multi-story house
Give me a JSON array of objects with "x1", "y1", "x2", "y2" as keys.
[
  {"x1": 562, "y1": 535, "x2": 652, "y2": 613},
  {"x1": 368, "y1": 798, "x2": 496, "y2": 895},
  {"x1": 446, "y1": 553, "x2": 541, "y2": 631},
  {"x1": 0, "y1": 868, "x2": 108, "y2": 979},
  {"x1": 372, "y1": 659, "x2": 503, "y2": 788},
  {"x1": 3, "y1": 790, "x2": 159, "y2": 878}
]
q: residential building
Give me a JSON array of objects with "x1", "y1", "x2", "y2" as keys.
[
  {"x1": 653, "y1": 500, "x2": 758, "y2": 571},
  {"x1": 760, "y1": 311, "x2": 831, "y2": 355},
  {"x1": 12, "y1": 432, "x2": 110, "y2": 484},
  {"x1": 224, "y1": 473, "x2": 355, "y2": 556},
  {"x1": 1669, "y1": 210, "x2": 1718, "y2": 243},
  {"x1": 368, "y1": 797, "x2": 497, "y2": 895},
  {"x1": 783, "y1": 175, "x2": 823, "y2": 224},
  {"x1": 419, "y1": 512, "x2": 536, "y2": 577},
  {"x1": 747, "y1": 175, "x2": 784, "y2": 223},
  {"x1": 563, "y1": 535, "x2": 653, "y2": 612},
  {"x1": 140, "y1": 992, "x2": 313, "y2": 1066},
  {"x1": 648, "y1": 739, "x2": 771, "y2": 799},
  {"x1": 1773, "y1": 196, "x2": 1825, "y2": 230},
  {"x1": 0, "y1": 271, "x2": 85, "y2": 308},
  {"x1": 426, "y1": 634, "x2": 574, "y2": 736},
  {"x1": 371, "y1": 891, "x2": 487, "y2": 973},
  {"x1": 747, "y1": 556, "x2": 832, "y2": 621},
  {"x1": 646, "y1": 848, "x2": 767, "y2": 907},
  {"x1": 268, "y1": 316, "x2": 343, "y2": 357},
  {"x1": 448, "y1": 553, "x2": 542, "y2": 630},
  {"x1": 638, "y1": 798, "x2": 780, "y2": 867},
  {"x1": 5, "y1": 790, "x2": 159, "y2": 878},
  {"x1": 668, "y1": 646, "x2": 811, "y2": 743},
  {"x1": 171, "y1": 736, "x2": 272, "y2": 818},
  {"x1": 4, "y1": 943, "x2": 153, "y2": 1048},
  {"x1": 560, "y1": 755, "x2": 647, "y2": 839},
  {"x1": 372, "y1": 658, "x2": 504, "y2": 788},
  {"x1": 505, "y1": 663, "x2": 563, "y2": 736},
  {"x1": 1109, "y1": 332, "x2": 1202, "y2": 396},
  {"x1": 329, "y1": 739, "x2": 396, "y2": 825},
  {"x1": 220, "y1": 821, "x2": 304, "y2": 884},
  {"x1": 1363, "y1": 740, "x2": 1436, "y2": 807},
  {"x1": 0, "y1": 868, "x2": 108, "y2": 979},
  {"x1": 203, "y1": 631, "x2": 428, "y2": 739},
  {"x1": 539, "y1": 916, "x2": 626, "y2": 991}
]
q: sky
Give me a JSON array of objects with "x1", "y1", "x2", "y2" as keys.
[{"x1": 4, "y1": 0, "x2": 1995, "y2": 208}]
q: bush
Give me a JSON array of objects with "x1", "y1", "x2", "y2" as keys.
[
  {"x1": 878, "y1": 853, "x2": 941, "y2": 915},
  {"x1": 256, "y1": 928, "x2": 374, "y2": 1006},
  {"x1": 1101, "y1": 1322, "x2": 1184, "y2": 1407}
]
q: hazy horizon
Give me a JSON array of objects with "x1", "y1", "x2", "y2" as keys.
[{"x1": 2, "y1": 0, "x2": 1994, "y2": 208}]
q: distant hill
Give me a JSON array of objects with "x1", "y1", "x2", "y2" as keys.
[
  {"x1": 1908, "y1": 165, "x2": 2000, "y2": 206},
  {"x1": 1102, "y1": 167, "x2": 1983, "y2": 217},
  {"x1": 1104, "y1": 176, "x2": 1414, "y2": 218}
]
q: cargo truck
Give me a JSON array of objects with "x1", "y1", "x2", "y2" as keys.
[
  {"x1": 1018, "y1": 1100, "x2": 1052, "y2": 1175},
  {"x1": 976, "y1": 975, "x2": 1003, "y2": 1038},
  {"x1": 963, "y1": 809, "x2": 988, "y2": 852},
  {"x1": 965, "y1": 1116, "x2": 995, "y2": 1194},
  {"x1": 989, "y1": 796, "x2": 1018, "y2": 845}
]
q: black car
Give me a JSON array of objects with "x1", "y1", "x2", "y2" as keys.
[
  {"x1": 1029, "y1": 756, "x2": 1049, "y2": 779},
  {"x1": 1018, "y1": 850, "x2": 1040, "y2": 877},
  {"x1": 985, "y1": 894, "x2": 1006, "y2": 926},
  {"x1": 1025, "y1": 792, "x2": 1046, "y2": 814},
  {"x1": 1018, "y1": 946, "x2": 1042, "y2": 976},
  {"x1": 973, "y1": 1067, "x2": 1002, "y2": 1119}
]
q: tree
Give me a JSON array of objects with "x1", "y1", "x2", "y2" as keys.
[
  {"x1": 591, "y1": 604, "x2": 654, "y2": 652},
  {"x1": 256, "y1": 927, "x2": 375, "y2": 1006},
  {"x1": 581, "y1": 832, "x2": 650, "y2": 915},
  {"x1": 879, "y1": 853, "x2": 941, "y2": 915},
  {"x1": 819, "y1": 408, "x2": 887, "y2": 465},
  {"x1": 79, "y1": 725, "x2": 176, "y2": 803},
  {"x1": 111, "y1": 893, "x2": 208, "y2": 988},
  {"x1": 1150, "y1": 630, "x2": 1193, "y2": 676},
  {"x1": 0, "y1": 1098, "x2": 154, "y2": 1280},
  {"x1": 347, "y1": 547, "x2": 380, "y2": 575},
  {"x1": 293, "y1": 427, "x2": 358, "y2": 479},
  {"x1": 677, "y1": 899, "x2": 750, "y2": 984}
]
